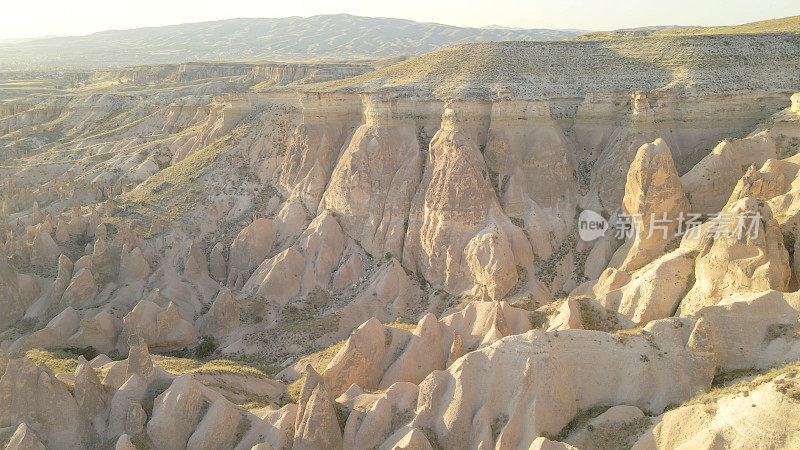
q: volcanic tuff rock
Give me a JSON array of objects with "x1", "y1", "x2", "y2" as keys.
[
  {"x1": 633, "y1": 365, "x2": 800, "y2": 449},
  {"x1": 67, "y1": 311, "x2": 118, "y2": 353},
  {"x1": 320, "y1": 95, "x2": 425, "y2": 259},
  {"x1": 245, "y1": 212, "x2": 341, "y2": 304},
  {"x1": 336, "y1": 257, "x2": 425, "y2": 334},
  {"x1": 694, "y1": 290, "x2": 800, "y2": 371},
  {"x1": 197, "y1": 287, "x2": 240, "y2": 338},
  {"x1": 2, "y1": 15, "x2": 800, "y2": 450},
  {"x1": 403, "y1": 102, "x2": 533, "y2": 300},
  {"x1": 147, "y1": 374, "x2": 222, "y2": 449},
  {"x1": 228, "y1": 218, "x2": 277, "y2": 276},
  {"x1": 294, "y1": 366, "x2": 343, "y2": 450},
  {"x1": 186, "y1": 397, "x2": 244, "y2": 450},
  {"x1": 678, "y1": 197, "x2": 791, "y2": 315},
  {"x1": 4, "y1": 423, "x2": 47, "y2": 450},
  {"x1": 29, "y1": 230, "x2": 59, "y2": 266},
  {"x1": 0, "y1": 357, "x2": 89, "y2": 448},
  {"x1": 61, "y1": 268, "x2": 99, "y2": 308},
  {"x1": 0, "y1": 250, "x2": 24, "y2": 329},
  {"x1": 120, "y1": 300, "x2": 199, "y2": 351},
  {"x1": 73, "y1": 359, "x2": 111, "y2": 435},
  {"x1": 611, "y1": 138, "x2": 690, "y2": 272},
  {"x1": 595, "y1": 250, "x2": 696, "y2": 326},
  {"x1": 682, "y1": 132, "x2": 781, "y2": 214},
  {"x1": 402, "y1": 320, "x2": 715, "y2": 449}
]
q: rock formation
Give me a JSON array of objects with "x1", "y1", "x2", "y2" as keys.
[
  {"x1": 1, "y1": 20, "x2": 800, "y2": 449},
  {"x1": 198, "y1": 287, "x2": 240, "y2": 338},
  {"x1": 121, "y1": 300, "x2": 199, "y2": 351},
  {"x1": 0, "y1": 358, "x2": 89, "y2": 448},
  {"x1": 402, "y1": 102, "x2": 533, "y2": 300},
  {"x1": 633, "y1": 366, "x2": 800, "y2": 449},
  {"x1": 228, "y1": 218, "x2": 277, "y2": 276},
  {"x1": 678, "y1": 197, "x2": 791, "y2": 315},
  {"x1": 611, "y1": 138, "x2": 690, "y2": 271},
  {"x1": 5, "y1": 422, "x2": 47, "y2": 450}
]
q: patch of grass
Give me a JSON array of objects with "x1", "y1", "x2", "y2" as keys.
[
  {"x1": 491, "y1": 413, "x2": 509, "y2": 441},
  {"x1": 390, "y1": 406, "x2": 416, "y2": 432},
  {"x1": 528, "y1": 299, "x2": 563, "y2": 328},
  {"x1": 576, "y1": 298, "x2": 620, "y2": 333},
  {"x1": 782, "y1": 229, "x2": 797, "y2": 261},
  {"x1": 487, "y1": 168, "x2": 502, "y2": 200},
  {"x1": 284, "y1": 381, "x2": 303, "y2": 405},
  {"x1": 243, "y1": 311, "x2": 342, "y2": 369},
  {"x1": 611, "y1": 326, "x2": 657, "y2": 347},
  {"x1": 119, "y1": 121, "x2": 252, "y2": 225},
  {"x1": 198, "y1": 378, "x2": 276, "y2": 411},
  {"x1": 777, "y1": 135, "x2": 800, "y2": 160},
  {"x1": 764, "y1": 322, "x2": 800, "y2": 343},
  {"x1": 10, "y1": 317, "x2": 39, "y2": 334},
  {"x1": 129, "y1": 432, "x2": 153, "y2": 449},
  {"x1": 238, "y1": 394, "x2": 274, "y2": 411},
  {"x1": 589, "y1": 417, "x2": 653, "y2": 450},
  {"x1": 233, "y1": 415, "x2": 252, "y2": 443},
  {"x1": 546, "y1": 405, "x2": 611, "y2": 442},
  {"x1": 576, "y1": 159, "x2": 594, "y2": 196},
  {"x1": 774, "y1": 376, "x2": 800, "y2": 401},
  {"x1": 614, "y1": 326, "x2": 645, "y2": 336},
  {"x1": 153, "y1": 355, "x2": 271, "y2": 378},
  {"x1": 682, "y1": 360, "x2": 800, "y2": 408},
  {"x1": 388, "y1": 320, "x2": 417, "y2": 331},
  {"x1": 663, "y1": 233, "x2": 683, "y2": 253},
  {"x1": 503, "y1": 265, "x2": 529, "y2": 299},
  {"x1": 711, "y1": 368, "x2": 762, "y2": 389},
  {"x1": 422, "y1": 427, "x2": 444, "y2": 450},
  {"x1": 284, "y1": 340, "x2": 346, "y2": 404},
  {"x1": 194, "y1": 336, "x2": 217, "y2": 359},
  {"x1": 25, "y1": 348, "x2": 80, "y2": 374},
  {"x1": 571, "y1": 248, "x2": 591, "y2": 286},
  {"x1": 535, "y1": 229, "x2": 577, "y2": 289},
  {"x1": 60, "y1": 231, "x2": 92, "y2": 262},
  {"x1": 148, "y1": 352, "x2": 283, "y2": 414},
  {"x1": 512, "y1": 294, "x2": 543, "y2": 312}
]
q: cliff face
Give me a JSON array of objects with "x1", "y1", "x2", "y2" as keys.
[
  {"x1": 319, "y1": 95, "x2": 430, "y2": 259},
  {"x1": 269, "y1": 89, "x2": 791, "y2": 301},
  {"x1": 0, "y1": 75, "x2": 792, "y2": 303}
]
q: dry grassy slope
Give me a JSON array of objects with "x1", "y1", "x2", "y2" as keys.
[
  {"x1": 92, "y1": 60, "x2": 385, "y2": 90},
  {"x1": 576, "y1": 14, "x2": 800, "y2": 40},
  {"x1": 306, "y1": 33, "x2": 800, "y2": 99}
]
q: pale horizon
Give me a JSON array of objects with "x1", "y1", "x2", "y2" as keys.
[{"x1": 2, "y1": 0, "x2": 799, "y2": 39}]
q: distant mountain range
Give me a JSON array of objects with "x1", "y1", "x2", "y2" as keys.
[{"x1": 0, "y1": 14, "x2": 588, "y2": 70}]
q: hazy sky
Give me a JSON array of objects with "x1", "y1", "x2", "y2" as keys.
[{"x1": 2, "y1": 0, "x2": 799, "y2": 38}]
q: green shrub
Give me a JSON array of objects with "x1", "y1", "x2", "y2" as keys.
[{"x1": 194, "y1": 336, "x2": 217, "y2": 359}]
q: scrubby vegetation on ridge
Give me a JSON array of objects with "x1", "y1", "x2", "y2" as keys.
[{"x1": 680, "y1": 360, "x2": 800, "y2": 408}]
